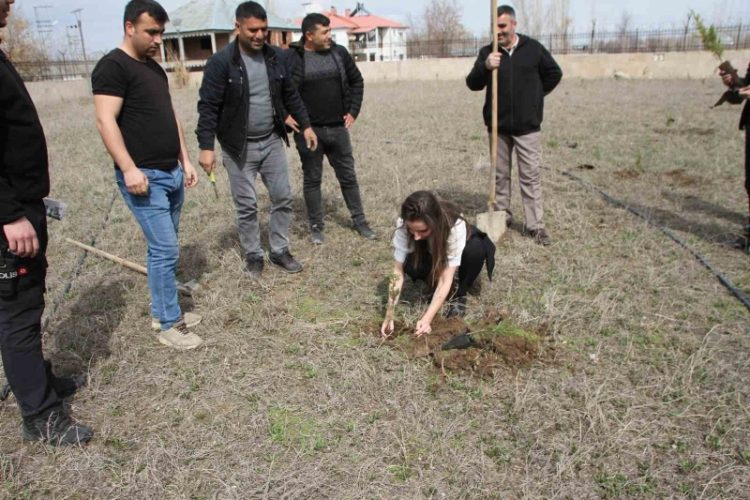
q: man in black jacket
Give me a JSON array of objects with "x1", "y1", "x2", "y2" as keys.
[
  {"x1": 0, "y1": 0, "x2": 92, "y2": 446},
  {"x1": 197, "y1": 1, "x2": 316, "y2": 278},
  {"x1": 467, "y1": 4, "x2": 562, "y2": 246},
  {"x1": 720, "y1": 62, "x2": 750, "y2": 250},
  {"x1": 284, "y1": 13, "x2": 375, "y2": 244}
]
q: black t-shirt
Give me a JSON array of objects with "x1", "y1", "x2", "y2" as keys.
[
  {"x1": 300, "y1": 50, "x2": 345, "y2": 126},
  {"x1": 91, "y1": 49, "x2": 179, "y2": 171}
]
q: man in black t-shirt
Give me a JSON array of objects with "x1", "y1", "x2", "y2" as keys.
[
  {"x1": 1, "y1": 0, "x2": 92, "y2": 446},
  {"x1": 284, "y1": 13, "x2": 375, "y2": 245},
  {"x1": 92, "y1": 0, "x2": 203, "y2": 349}
]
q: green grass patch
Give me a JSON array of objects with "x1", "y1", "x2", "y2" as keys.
[{"x1": 268, "y1": 407, "x2": 327, "y2": 454}]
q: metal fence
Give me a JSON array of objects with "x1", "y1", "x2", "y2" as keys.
[
  {"x1": 406, "y1": 23, "x2": 750, "y2": 59},
  {"x1": 12, "y1": 58, "x2": 93, "y2": 82},
  {"x1": 9, "y1": 24, "x2": 750, "y2": 81}
]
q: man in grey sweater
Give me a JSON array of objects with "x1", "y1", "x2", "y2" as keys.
[{"x1": 197, "y1": 1, "x2": 316, "y2": 278}]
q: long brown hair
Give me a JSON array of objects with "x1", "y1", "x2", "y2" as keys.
[{"x1": 400, "y1": 191, "x2": 462, "y2": 286}]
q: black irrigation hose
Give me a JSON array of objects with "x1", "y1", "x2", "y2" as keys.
[
  {"x1": 561, "y1": 169, "x2": 750, "y2": 313},
  {"x1": 41, "y1": 188, "x2": 120, "y2": 332}
]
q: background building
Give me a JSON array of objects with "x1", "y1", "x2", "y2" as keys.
[
  {"x1": 158, "y1": 0, "x2": 301, "y2": 69},
  {"x1": 297, "y1": 2, "x2": 408, "y2": 62}
]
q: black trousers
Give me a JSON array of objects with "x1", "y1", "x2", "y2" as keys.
[
  {"x1": 0, "y1": 201, "x2": 60, "y2": 418},
  {"x1": 745, "y1": 128, "x2": 749, "y2": 216},
  {"x1": 294, "y1": 125, "x2": 366, "y2": 228},
  {"x1": 404, "y1": 228, "x2": 494, "y2": 299}
]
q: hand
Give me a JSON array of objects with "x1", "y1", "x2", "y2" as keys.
[
  {"x1": 414, "y1": 318, "x2": 432, "y2": 337},
  {"x1": 3, "y1": 217, "x2": 39, "y2": 258},
  {"x1": 284, "y1": 115, "x2": 300, "y2": 133},
  {"x1": 739, "y1": 85, "x2": 750, "y2": 98},
  {"x1": 198, "y1": 149, "x2": 216, "y2": 175},
  {"x1": 381, "y1": 319, "x2": 394, "y2": 338},
  {"x1": 123, "y1": 168, "x2": 149, "y2": 196},
  {"x1": 485, "y1": 51, "x2": 501, "y2": 71},
  {"x1": 182, "y1": 161, "x2": 199, "y2": 188},
  {"x1": 343, "y1": 113, "x2": 356, "y2": 129},
  {"x1": 303, "y1": 127, "x2": 318, "y2": 151},
  {"x1": 719, "y1": 69, "x2": 735, "y2": 88}
]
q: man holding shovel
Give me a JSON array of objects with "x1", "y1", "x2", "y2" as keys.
[
  {"x1": 467, "y1": 4, "x2": 562, "y2": 245},
  {"x1": 1, "y1": 0, "x2": 92, "y2": 445},
  {"x1": 92, "y1": 0, "x2": 203, "y2": 349},
  {"x1": 719, "y1": 62, "x2": 750, "y2": 250}
]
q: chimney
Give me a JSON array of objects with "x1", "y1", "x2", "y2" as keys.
[
  {"x1": 345, "y1": 8, "x2": 351, "y2": 16},
  {"x1": 330, "y1": 6, "x2": 336, "y2": 15}
]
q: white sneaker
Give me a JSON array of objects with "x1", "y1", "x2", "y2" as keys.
[
  {"x1": 158, "y1": 320, "x2": 203, "y2": 350},
  {"x1": 151, "y1": 312, "x2": 202, "y2": 332}
]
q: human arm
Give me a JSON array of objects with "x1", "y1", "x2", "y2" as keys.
[
  {"x1": 381, "y1": 262, "x2": 404, "y2": 337},
  {"x1": 93, "y1": 94, "x2": 149, "y2": 196},
  {"x1": 739, "y1": 86, "x2": 750, "y2": 99},
  {"x1": 466, "y1": 46, "x2": 492, "y2": 91},
  {"x1": 196, "y1": 55, "x2": 229, "y2": 175},
  {"x1": 175, "y1": 117, "x2": 197, "y2": 188},
  {"x1": 280, "y1": 64, "x2": 317, "y2": 150},
  {"x1": 415, "y1": 265, "x2": 457, "y2": 337},
  {"x1": 340, "y1": 48, "x2": 364, "y2": 119},
  {"x1": 196, "y1": 55, "x2": 227, "y2": 154},
  {"x1": 2, "y1": 218, "x2": 39, "y2": 258},
  {"x1": 539, "y1": 45, "x2": 563, "y2": 94}
]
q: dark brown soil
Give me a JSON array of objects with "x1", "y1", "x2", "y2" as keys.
[
  {"x1": 663, "y1": 168, "x2": 702, "y2": 186},
  {"x1": 378, "y1": 311, "x2": 546, "y2": 378},
  {"x1": 614, "y1": 168, "x2": 641, "y2": 180}
]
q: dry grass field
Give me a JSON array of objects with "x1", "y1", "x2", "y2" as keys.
[{"x1": 0, "y1": 76, "x2": 749, "y2": 498}]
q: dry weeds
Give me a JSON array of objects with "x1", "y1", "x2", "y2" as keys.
[{"x1": 0, "y1": 78, "x2": 748, "y2": 498}]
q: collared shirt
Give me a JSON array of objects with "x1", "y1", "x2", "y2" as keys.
[
  {"x1": 501, "y1": 35, "x2": 520, "y2": 56},
  {"x1": 392, "y1": 217, "x2": 467, "y2": 268}
]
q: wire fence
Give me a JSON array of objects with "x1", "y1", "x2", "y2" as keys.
[
  {"x1": 405, "y1": 23, "x2": 750, "y2": 59},
  {"x1": 12, "y1": 58, "x2": 92, "y2": 82},
  {"x1": 9, "y1": 23, "x2": 750, "y2": 81}
]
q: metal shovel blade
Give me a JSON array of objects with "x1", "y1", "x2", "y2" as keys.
[{"x1": 476, "y1": 209, "x2": 507, "y2": 243}]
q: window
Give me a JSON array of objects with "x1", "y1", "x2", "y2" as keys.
[{"x1": 200, "y1": 37, "x2": 212, "y2": 51}]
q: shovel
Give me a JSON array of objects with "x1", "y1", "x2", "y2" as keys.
[{"x1": 476, "y1": 0, "x2": 507, "y2": 242}]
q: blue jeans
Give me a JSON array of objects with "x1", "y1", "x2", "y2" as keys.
[{"x1": 115, "y1": 167, "x2": 184, "y2": 330}]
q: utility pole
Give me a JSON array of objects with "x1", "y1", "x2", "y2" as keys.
[
  {"x1": 71, "y1": 8, "x2": 88, "y2": 75},
  {"x1": 33, "y1": 5, "x2": 54, "y2": 79}
]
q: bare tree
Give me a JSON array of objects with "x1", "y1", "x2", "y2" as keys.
[
  {"x1": 420, "y1": 0, "x2": 471, "y2": 57},
  {"x1": 549, "y1": 0, "x2": 572, "y2": 51},
  {"x1": 0, "y1": 9, "x2": 48, "y2": 79},
  {"x1": 515, "y1": 0, "x2": 546, "y2": 38},
  {"x1": 617, "y1": 10, "x2": 632, "y2": 52}
]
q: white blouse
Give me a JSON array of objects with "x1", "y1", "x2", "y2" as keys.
[{"x1": 392, "y1": 217, "x2": 467, "y2": 268}]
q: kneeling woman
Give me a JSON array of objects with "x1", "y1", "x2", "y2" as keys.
[{"x1": 381, "y1": 191, "x2": 495, "y2": 337}]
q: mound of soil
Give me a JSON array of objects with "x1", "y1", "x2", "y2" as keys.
[
  {"x1": 663, "y1": 169, "x2": 702, "y2": 187},
  {"x1": 614, "y1": 168, "x2": 641, "y2": 180},
  {"x1": 379, "y1": 311, "x2": 546, "y2": 378}
]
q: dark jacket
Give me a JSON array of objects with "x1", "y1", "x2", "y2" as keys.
[
  {"x1": 0, "y1": 52, "x2": 50, "y2": 226},
  {"x1": 196, "y1": 41, "x2": 310, "y2": 164},
  {"x1": 466, "y1": 35, "x2": 562, "y2": 136},
  {"x1": 284, "y1": 40, "x2": 364, "y2": 119},
  {"x1": 740, "y1": 62, "x2": 749, "y2": 131}
]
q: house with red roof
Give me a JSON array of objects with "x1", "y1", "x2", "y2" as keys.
[{"x1": 298, "y1": 2, "x2": 408, "y2": 62}]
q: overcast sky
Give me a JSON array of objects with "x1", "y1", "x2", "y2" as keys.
[{"x1": 10, "y1": 0, "x2": 750, "y2": 56}]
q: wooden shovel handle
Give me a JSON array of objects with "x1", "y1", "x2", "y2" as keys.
[
  {"x1": 489, "y1": 0, "x2": 499, "y2": 209},
  {"x1": 65, "y1": 238, "x2": 148, "y2": 276}
]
